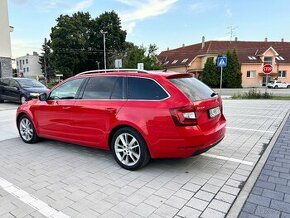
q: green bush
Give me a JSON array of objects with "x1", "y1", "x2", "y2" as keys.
[{"x1": 232, "y1": 88, "x2": 273, "y2": 99}]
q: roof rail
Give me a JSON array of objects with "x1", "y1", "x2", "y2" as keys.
[{"x1": 77, "y1": 69, "x2": 150, "y2": 75}]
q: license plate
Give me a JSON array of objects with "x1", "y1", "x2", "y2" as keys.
[{"x1": 209, "y1": 107, "x2": 221, "y2": 118}]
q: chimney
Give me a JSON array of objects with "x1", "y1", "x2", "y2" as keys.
[
  {"x1": 235, "y1": 37, "x2": 238, "y2": 42},
  {"x1": 182, "y1": 44, "x2": 185, "y2": 47},
  {"x1": 281, "y1": 38, "x2": 284, "y2": 42},
  {"x1": 265, "y1": 37, "x2": 268, "y2": 42},
  {"x1": 167, "y1": 47, "x2": 169, "y2": 51},
  {"x1": 201, "y1": 36, "x2": 205, "y2": 49}
]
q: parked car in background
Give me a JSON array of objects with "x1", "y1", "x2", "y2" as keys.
[
  {"x1": 267, "y1": 80, "x2": 290, "y2": 89},
  {"x1": 0, "y1": 78, "x2": 49, "y2": 104},
  {"x1": 16, "y1": 69, "x2": 226, "y2": 170}
]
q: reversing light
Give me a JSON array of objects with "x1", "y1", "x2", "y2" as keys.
[{"x1": 170, "y1": 106, "x2": 197, "y2": 126}]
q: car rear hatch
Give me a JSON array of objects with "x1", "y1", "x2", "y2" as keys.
[{"x1": 169, "y1": 75, "x2": 224, "y2": 131}]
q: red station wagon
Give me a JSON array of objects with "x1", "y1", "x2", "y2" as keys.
[{"x1": 16, "y1": 69, "x2": 226, "y2": 170}]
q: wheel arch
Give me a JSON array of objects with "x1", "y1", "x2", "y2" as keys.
[{"x1": 108, "y1": 124, "x2": 152, "y2": 157}]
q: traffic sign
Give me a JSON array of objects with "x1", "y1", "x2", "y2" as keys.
[
  {"x1": 263, "y1": 64, "x2": 273, "y2": 74},
  {"x1": 115, "y1": 59, "x2": 122, "y2": 68},
  {"x1": 217, "y1": 57, "x2": 227, "y2": 67}
]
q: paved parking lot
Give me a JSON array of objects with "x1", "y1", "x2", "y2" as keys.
[{"x1": 0, "y1": 99, "x2": 290, "y2": 218}]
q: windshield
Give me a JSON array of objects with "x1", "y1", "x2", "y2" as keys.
[
  {"x1": 17, "y1": 79, "x2": 46, "y2": 88},
  {"x1": 169, "y1": 76, "x2": 215, "y2": 101}
]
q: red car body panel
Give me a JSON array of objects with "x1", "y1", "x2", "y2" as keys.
[{"x1": 16, "y1": 71, "x2": 226, "y2": 159}]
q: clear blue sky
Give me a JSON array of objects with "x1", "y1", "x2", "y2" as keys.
[{"x1": 8, "y1": 0, "x2": 290, "y2": 58}]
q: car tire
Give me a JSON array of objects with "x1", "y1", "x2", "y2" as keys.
[
  {"x1": 111, "y1": 127, "x2": 150, "y2": 170},
  {"x1": 274, "y1": 85, "x2": 278, "y2": 89},
  {"x1": 18, "y1": 115, "x2": 39, "y2": 143},
  {"x1": 20, "y1": 95, "x2": 27, "y2": 104},
  {"x1": 0, "y1": 96, "x2": 4, "y2": 103},
  {"x1": 287, "y1": 85, "x2": 290, "y2": 89}
]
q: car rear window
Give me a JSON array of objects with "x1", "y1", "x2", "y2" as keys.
[{"x1": 169, "y1": 77, "x2": 215, "y2": 101}]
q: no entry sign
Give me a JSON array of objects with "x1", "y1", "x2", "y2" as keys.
[{"x1": 263, "y1": 64, "x2": 273, "y2": 74}]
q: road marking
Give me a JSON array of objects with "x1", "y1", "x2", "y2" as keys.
[
  {"x1": 0, "y1": 177, "x2": 70, "y2": 218},
  {"x1": 201, "y1": 153, "x2": 254, "y2": 166},
  {"x1": 225, "y1": 114, "x2": 281, "y2": 119},
  {"x1": 225, "y1": 106, "x2": 284, "y2": 111},
  {"x1": 226, "y1": 127, "x2": 275, "y2": 134}
]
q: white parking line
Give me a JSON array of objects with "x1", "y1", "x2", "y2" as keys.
[
  {"x1": 226, "y1": 127, "x2": 275, "y2": 134},
  {"x1": 225, "y1": 114, "x2": 282, "y2": 119},
  {"x1": 201, "y1": 153, "x2": 254, "y2": 166},
  {"x1": 0, "y1": 177, "x2": 70, "y2": 218}
]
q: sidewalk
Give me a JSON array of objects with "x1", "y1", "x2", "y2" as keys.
[{"x1": 239, "y1": 114, "x2": 290, "y2": 217}]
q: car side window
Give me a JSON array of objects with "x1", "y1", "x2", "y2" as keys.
[
  {"x1": 127, "y1": 77, "x2": 168, "y2": 100},
  {"x1": 9, "y1": 80, "x2": 19, "y2": 88},
  {"x1": 0, "y1": 79, "x2": 9, "y2": 86},
  {"x1": 82, "y1": 76, "x2": 123, "y2": 99},
  {"x1": 49, "y1": 78, "x2": 84, "y2": 100}
]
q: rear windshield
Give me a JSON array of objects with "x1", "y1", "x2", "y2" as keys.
[{"x1": 169, "y1": 77, "x2": 215, "y2": 101}]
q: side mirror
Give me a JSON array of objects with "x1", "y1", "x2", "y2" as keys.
[{"x1": 39, "y1": 93, "x2": 48, "y2": 101}]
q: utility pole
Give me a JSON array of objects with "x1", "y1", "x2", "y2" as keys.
[
  {"x1": 44, "y1": 38, "x2": 47, "y2": 82},
  {"x1": 100, "y1": 30, "x2": 108, "y2": 72}
]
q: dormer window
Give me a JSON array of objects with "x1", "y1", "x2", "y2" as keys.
[
  {"x1": 172, "y1": 60, "x2": 178, "y2": 64},
  {"x1": 264, "y1": 56, "x2": 272, "y2": 65}
]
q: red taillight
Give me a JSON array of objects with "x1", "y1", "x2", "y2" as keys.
[{"x1": 170, "y1": 105, "x2": 198, "y2": 126}]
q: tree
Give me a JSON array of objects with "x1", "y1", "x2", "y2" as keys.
[
  {"x1": 201, "y1": 57, "x2": 219, "y2": 88},
  {"x1": 39, "y1": 38, "x2": 54, "y2": 82},
  {"x1": 89, "y1": 11, "x2": 126, "y2": 69},
  {"x1": 223, "y1": 49, "x2": 242, "y2": 88},
  {"x1": 49, "y1": 12, "x2": 95, "y2": 78},
  {"x1": 122, "y1": 43, "x2": 162, "y2": 70}
]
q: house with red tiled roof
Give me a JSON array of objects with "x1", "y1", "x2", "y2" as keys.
[{"x1": 158, "y1": 37, "x2": 290, "y2": 87}]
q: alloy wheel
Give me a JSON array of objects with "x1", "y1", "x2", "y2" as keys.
[
  {"x1": 114, "y1": 133, "x2": 141, "y2": 167},
  {"x1": 19, "y1": 117, "x2": 34, "y2": 141}
]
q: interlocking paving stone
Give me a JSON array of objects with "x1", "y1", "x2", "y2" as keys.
[
  {"x1": 239, "y1": 114, "x2": 290, "y2": 218},
  {"x1": 1, "y1": 100, "x2": 290, "y2": 217}
]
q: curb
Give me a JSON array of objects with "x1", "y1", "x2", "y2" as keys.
[{"x1": 226, "y1": 109, "x2": 290, "y2": 218}]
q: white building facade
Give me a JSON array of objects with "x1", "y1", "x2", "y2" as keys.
[
  {"x1": 0, "y1": 0, "x2": 13, "y2": 78},
  {"x1": 16, "y1": 52, "x2": 42, "y2": 79}
]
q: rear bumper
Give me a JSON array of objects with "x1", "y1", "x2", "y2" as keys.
[{"x1": 149, "y1": 116, "x2": 226, "y2": 158}]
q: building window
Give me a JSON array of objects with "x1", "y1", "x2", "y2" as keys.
[
  {"x1": 278, "y1": 70, "x2": 287, "y2": 78},
  {"x1": 27, "y1": 67, "x2": 29, "y2": 72},
  {"x1": 17, "y1": 61, "x2": 18, "y2": 66},
  {"x1": 181, "y1": 58, "x2": 188, "y2": 63},
  {"x1": 22, "y1": 60, "x2": 25, "y2": 65},
  {"x1": 264, "y1": 56, "x2": 272, "y2": 65},
  {"x1": 247, "y1": 71, "x2": 256, "y2": 78},
  {"x1": 26, "y1": 59, "x2": 28, "y2": 64},
  {"x1": 23, "y1": 68, "x2": 26, "y2": 72}
]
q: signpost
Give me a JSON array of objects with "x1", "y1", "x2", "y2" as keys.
[
  {"x1": 217, "y1": 56, "x2": 227, "y2": 94},
  {"x1": 137, "y1": 63, "x2": 144, "y2": 70},
  {"x1": 115, "y1": 59, "x2": 122, "y2": 70},
  {"x1": 263, "y1": 64, "x2": 273, "y2": 93}
]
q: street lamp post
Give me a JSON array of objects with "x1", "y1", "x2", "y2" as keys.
[{"x1": 100, "y1": 30, "x2": 108, "y2": 72}]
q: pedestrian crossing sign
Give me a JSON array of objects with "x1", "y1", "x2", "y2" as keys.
[{"x1": 217, "y1": 57, "x2": 227, "y2": 67}]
